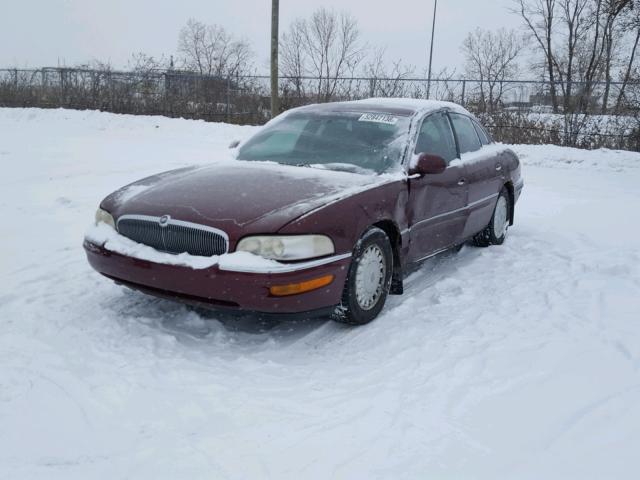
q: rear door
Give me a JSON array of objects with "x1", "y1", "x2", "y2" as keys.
[
  {"x1": 448, "y1": 113, "x2": 503, "y2": 239},
  {"x1": 407, "y1": 111, "x2": 468, "y2": 262}
]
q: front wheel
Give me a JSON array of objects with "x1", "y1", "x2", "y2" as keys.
[
  {"x1": 473, "y1": 187, "x2": 511, "y2": 247},
  {"x1": 332, "y1": 227, "x2": 393, "y2": 326}
]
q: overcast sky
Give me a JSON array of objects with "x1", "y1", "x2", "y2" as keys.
[{"x1": 1, "y1": 0, "x2": 519, "y2": 74}]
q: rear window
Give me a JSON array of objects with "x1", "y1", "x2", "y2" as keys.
[
  {"x1": 450, "y1": 113, "x2": 482, "y2": 154},
  {"x1": 472, "y1": 120, "x2": 491, "y2": 145}
]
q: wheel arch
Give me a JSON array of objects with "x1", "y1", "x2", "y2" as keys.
[
  {"x1": 503, "y1": 181, "x2": 515, "y2": 226},
  {"x1": 372, "y1": 219, "x2": 404, "y2": 295}
]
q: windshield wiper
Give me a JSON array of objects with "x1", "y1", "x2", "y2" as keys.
[{"x1": 306, "y1": 163, "x2": 374, "y2": 174}]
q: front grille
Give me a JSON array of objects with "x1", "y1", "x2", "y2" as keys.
[{"x1": 117, "y1": 215, "x2": 228, "y2": 257}]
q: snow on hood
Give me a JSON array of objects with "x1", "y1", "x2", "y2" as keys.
[{"x1": 103, "y1": 161, "x2": 403, "y2": 233}]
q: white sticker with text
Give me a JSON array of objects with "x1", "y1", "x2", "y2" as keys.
[{"x1": 358, "y1": 113, "x2": 399, "y2": 125}]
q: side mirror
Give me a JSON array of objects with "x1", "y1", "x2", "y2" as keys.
[
  {"x1": 228, "y1": 140, "x2": 240, "y2": 149},
  {"x1": 410, "y1": 153, "x2": 447, "y2": 176}
]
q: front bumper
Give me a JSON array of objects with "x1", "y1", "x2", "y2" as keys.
[{"x1": 84, "y1": 240, "x2": 351, "y2": 315}]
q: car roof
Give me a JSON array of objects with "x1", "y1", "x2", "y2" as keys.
[{"x1": 293, "y1": 98, "x2": 472, "y2": 118}]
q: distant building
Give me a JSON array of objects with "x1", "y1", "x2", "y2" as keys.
[{"x1": 529, "y1": 91, "x2": 600, "y2": 111}]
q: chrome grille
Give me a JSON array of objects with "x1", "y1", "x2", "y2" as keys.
[{"x1": 116, "y1": 215, "x2": 228, "y2": 257}]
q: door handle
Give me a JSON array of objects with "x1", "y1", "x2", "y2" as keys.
[
  {"x1": 496, "y1": 164, "x2": 503, "y2": 172},
  {"x1": 458, "y1": 178, "x2": 467, "y2": 186}
]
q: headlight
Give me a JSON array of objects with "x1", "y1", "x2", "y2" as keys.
[
  {"x1": 95, "y1": 208, "x2": 115, "y2": 228},
  {"x1": 236, "y1": 235, "x2": 335, "y2": 261}
]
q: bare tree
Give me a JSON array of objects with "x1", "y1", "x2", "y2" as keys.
[
  {"x1": 513, "y1": 0, "x2": 560, "y2": 112},
  {"x1": 280, "y1": 18, "x2": 307, "y2": 99},
  {"x1": 461, "y1": 28, "x2": 525, "y2": 112},
  {"x1": 412, "y1": 67, "x2": 459, "y2": 102},
  {"x1": 615, "y1": 1, "x2": 640, "y2": 112},
  {"x1": 512, "y1": 0, "x2": 635, "y2": 146},
  {"x1": 128, "y1": 53, "x2": 165, "y2": 73},
  {"x1": 553, "y1": 0, "x2": 591, "y2": 112},
  {"x1": 363, "y1": 48, "x2": 415, "y2": 98},
  {"x1": 280, "y1": 8, "x2": 365, "y2": 102},
  {"x1": 577, "y1": 0, "x2": 629, "y2": 113},
  {"x1": 626, "y1": 65, "x2": 640, "y2": 150},
  {"x1": 126, "y1": 53, "x2": 165, "y2": 103},
  {"x1": 177, "y1": 19, "x2": 253, "y2": 77}
]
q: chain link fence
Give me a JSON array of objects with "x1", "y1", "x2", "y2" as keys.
[
  {"x1": 1, "y1": 67, "x2": 639, "y2": 150},
  {"x1": 0, "y1": 68, "x2": 268, "y2": 123}
]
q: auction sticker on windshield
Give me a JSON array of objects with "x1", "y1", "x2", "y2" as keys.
[{"x1": 358, "y1": 113, "x2": 399, "y2": 125}]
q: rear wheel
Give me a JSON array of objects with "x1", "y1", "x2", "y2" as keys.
[
  {"x1": 332, "y1": 227, "x2": 393, "y2": 325},
  {"x1": 473, "y1": 187, "x2": 510, "y2": 247}
]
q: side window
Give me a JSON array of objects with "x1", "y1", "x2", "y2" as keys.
[
  {"x1": 414, "y1": 113, "x2": 458, "y2": 164},
  {"x1": 472, "y1": 120, "x2": 491, "y2": 145},
  {"x1": 450, "y1": 113, "x2": 482, "y2": 154}
]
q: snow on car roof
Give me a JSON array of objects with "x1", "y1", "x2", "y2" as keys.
[
  {"x1": 350, "y1": 98, "x2": 471, "y2": 115},
  {"x1": 297, "y1": 97, "x2": 471, "y2": 118}
]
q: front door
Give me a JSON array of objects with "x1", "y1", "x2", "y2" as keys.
[
  {"x1": 407, "y1": 112, "x2": 468, "y2": 262},
  {"x1": 449, "y1": 114, "x2": 504, "y2": 238}
]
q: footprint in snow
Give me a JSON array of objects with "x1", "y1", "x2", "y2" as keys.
[{"x1": 56, "y1": 197, "x2": 73, "y2": 206}]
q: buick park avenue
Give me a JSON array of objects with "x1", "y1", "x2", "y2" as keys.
[{"x1": 84, "y1": 98, "x2": 524, "y2": 325}]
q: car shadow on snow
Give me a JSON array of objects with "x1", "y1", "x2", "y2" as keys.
[
  {"x1": 113, "y1": 287, "x2": 333, "y2": 346},
  {"x1": 111, "y1": 242, "x2": 486, "y2": 349}
]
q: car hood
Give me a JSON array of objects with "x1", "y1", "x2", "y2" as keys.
[{"x1": 102, "y1": 161, "x2": 386, "y2": 235}]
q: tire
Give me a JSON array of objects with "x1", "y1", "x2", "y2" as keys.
[
  {"x1": 332, "y1": 227, "x2": 393, "y2": 326},
  {"x1": 473, "y1": 187, "x2": 511, "y2": 247}
]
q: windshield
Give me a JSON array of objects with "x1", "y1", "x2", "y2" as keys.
[{"x1": 237, "y1": 111, "x2": 411, "y2": 174}]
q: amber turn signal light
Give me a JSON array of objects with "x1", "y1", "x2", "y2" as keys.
[{"x1": 269, "y1": 274, "x2": 334, "y2": 297}]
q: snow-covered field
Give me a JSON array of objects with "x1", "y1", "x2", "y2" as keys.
[{"x1": 1, "y1": 108, "x2": 640, "y2": 480}]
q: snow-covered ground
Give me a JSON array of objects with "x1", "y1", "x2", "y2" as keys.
[{"x1": 1, "y1": 108, "x2": 640, "y2": 480}]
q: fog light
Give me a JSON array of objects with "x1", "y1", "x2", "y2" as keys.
[{"x1": 269, "y1": 275, "x2": 334, "y2": 297}]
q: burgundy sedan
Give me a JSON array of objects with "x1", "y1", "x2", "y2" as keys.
[{"x1": 84, "y1": 98, "x2": 523, "y2": 325}]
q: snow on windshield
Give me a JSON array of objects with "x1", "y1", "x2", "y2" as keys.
[{"x1": 237, "y1": 111, "x2": 411, "y2": 175}]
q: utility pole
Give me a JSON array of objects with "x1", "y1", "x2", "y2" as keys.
[
  {"x1": 426, "y1": 0, "x2": 438, "y2": 99},
  {"x1": 270, "y1": 0, "x2": 280, "y2": 118}
]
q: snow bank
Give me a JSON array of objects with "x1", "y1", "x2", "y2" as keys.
[
  {"x1": 511, "y1": 143, "x2": 640, "y2": 171},
  {"x1": 527, "y1": 112, "x2": 637, "y2": 136},
  {"x1": 0, "y1": 106, "x2": 257, "y2": 140}
]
